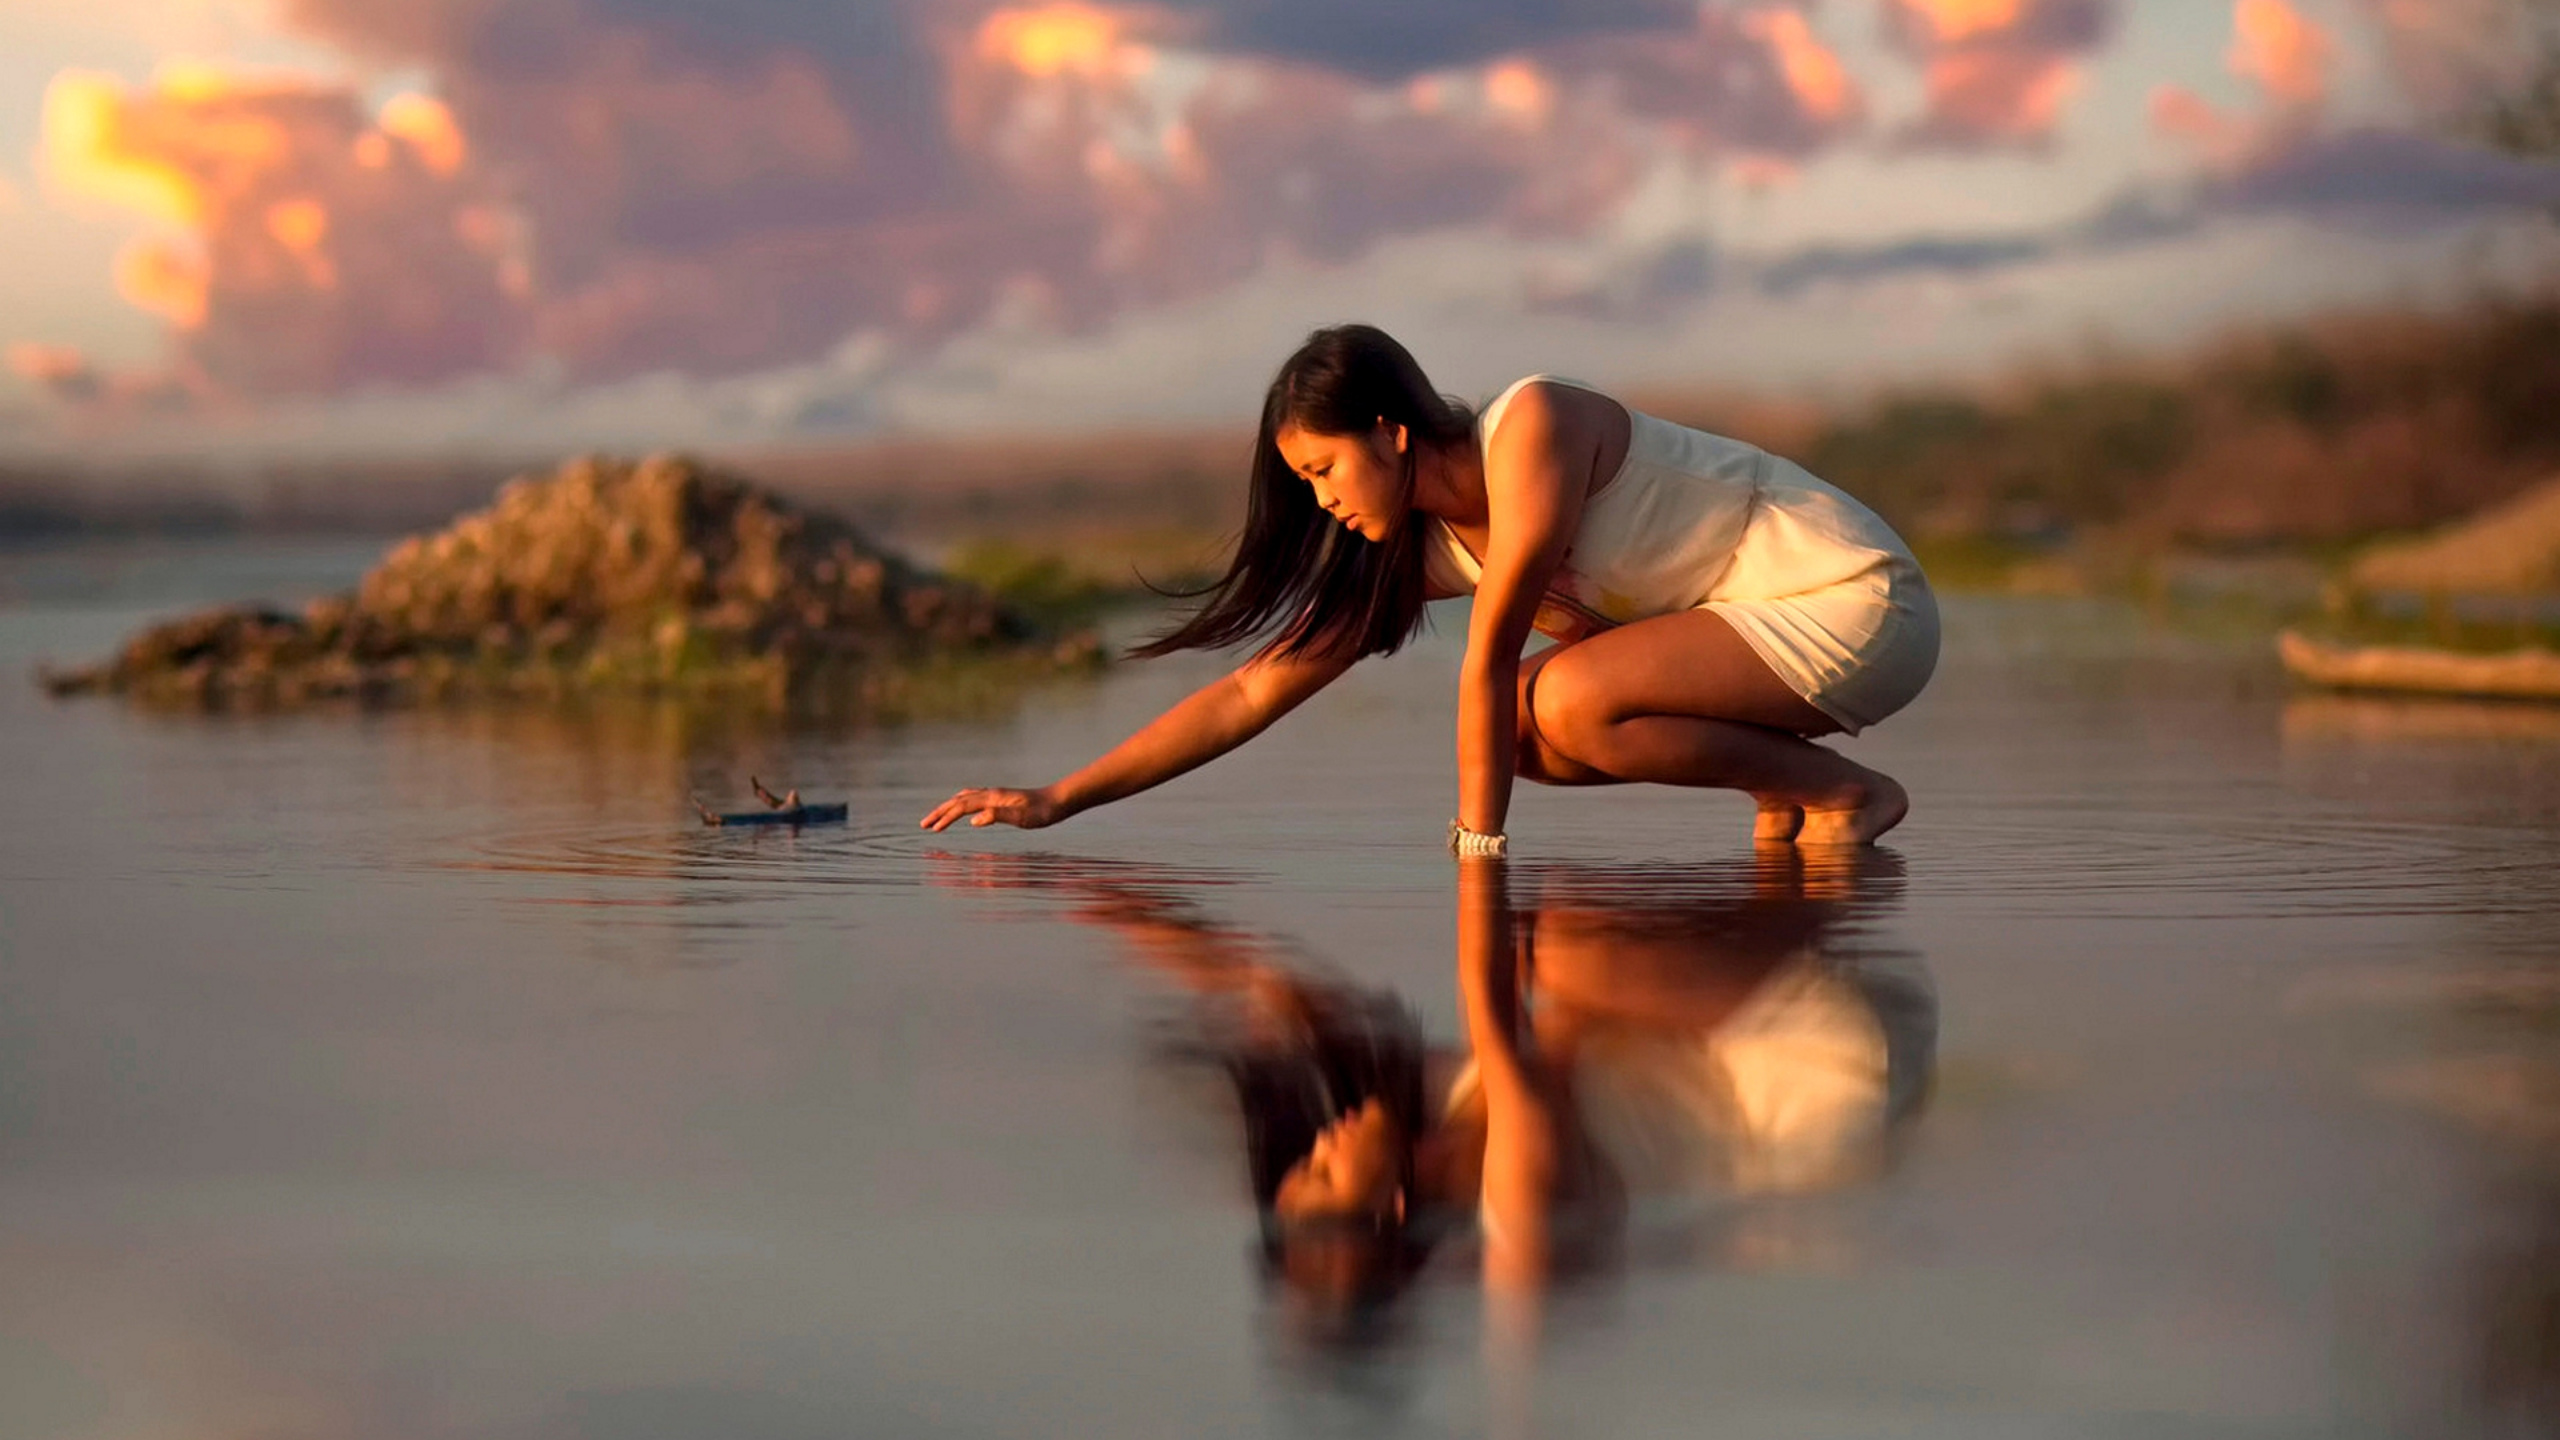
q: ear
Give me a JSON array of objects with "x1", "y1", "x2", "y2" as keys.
[{"x1": 1385, "y1": 421, "x2": 1408, "y2": 455}]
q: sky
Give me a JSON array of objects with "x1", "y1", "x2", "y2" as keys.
[{"x1": 0, "y1": 0, "x2": 2554, "y2": 459}]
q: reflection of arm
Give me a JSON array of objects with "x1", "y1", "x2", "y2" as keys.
[
  {"x1": 1054, "y1": 886, "x2": 1317, "y2": 1038},
  {"x1": 1051, "y1": 647, "x2": 1357, "y2": 819},
  {"x1": 1456, "y1": 858, "x2": 1556, "y2": 1289}
]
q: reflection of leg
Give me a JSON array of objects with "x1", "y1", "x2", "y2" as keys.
[{"x1": 1525, "y1": 611, "x2": 1908, "y2": 844}]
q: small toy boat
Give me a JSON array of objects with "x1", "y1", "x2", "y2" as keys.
[{"x1": 694, "y1": 777, "x2": 850, "y2": 827}]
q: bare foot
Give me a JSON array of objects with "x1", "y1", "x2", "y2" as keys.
[
  {"x1": 1753, "y1": 798, "x2": 1805, "y2": 842},
  {"x1": 1798, "y1": 772, "x2": 1909, "y2": 846}
]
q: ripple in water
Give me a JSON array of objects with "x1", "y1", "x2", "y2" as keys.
[
  {"x1": 1910, "y1": 806, "x2": 2558, "y2": 920},
  {"x1": 439, "y1": 814, "x2": 936, "y2": 911}
]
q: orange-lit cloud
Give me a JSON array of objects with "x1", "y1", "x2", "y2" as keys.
[
  {"x1": 13, "y1": 0, "x2": 2103, "y2": 416},
  {"x1": 1483, "y1": 59, "x2": 1557, "y2": 127},
  {"x1": 2149, "y1": 0, "x2": 2335, "y2": 162},
  {"x1": 1743, "y1": 10, "x2": 1859, "y2": 124},
  {"x1": 2230, "y1": 0, "x2": 2333, "y2": 109},
  {"x1": 1559, "y1": 5, "x2": 1869, "y2": 160},
  {"x1": 1900, "y1": 0, "x2": 2031, "y2": 44},
  {"x1": 1882, "y1": 0, "x2": 2111, "y2": 148},
  {"x1": 976, "y1": 2, "x2": 1148, "y2": 81},
  {"x1": 1921, "y1": 48, "x2": 2079, "y2": 144},
  {"x1": 7, "y1": 342, "x2": 101, "y2": 401},
  {"x1": 115, "y1": 237, "x2": 212, "y2": 328},
  {"x1": 375, "y1": 93, "x2": 465, "y2": 176},
  {"x1": 2149, "y1": 83, "x2": 2248, "y2": 158},
  {"x1": 34, "y1": 63, "x2": 524, "y2": 395}
]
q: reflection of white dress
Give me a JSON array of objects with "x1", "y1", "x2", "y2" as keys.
[
  {"x1": 1573, "y1": 960, "x2": 1891, "y2": 1195},
  {"x1": 1448, "y1": 955, "x2": 1933, "y2": 1202}
]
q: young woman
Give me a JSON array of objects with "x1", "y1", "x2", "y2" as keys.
[{"x1": 920, "y1": 324, "x2": 1939, "y2": 849}]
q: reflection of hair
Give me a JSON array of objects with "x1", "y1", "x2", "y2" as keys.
[
  {"x1": 1202, "y1": 978, "x2": 1437, "y2": 1310},
  {"x1": 1228, "y1": 981, "x2": 1426, "y2": 1209},
  {"x1": 1133, "y1": 324, "x2": 1475, "y2": 662}
]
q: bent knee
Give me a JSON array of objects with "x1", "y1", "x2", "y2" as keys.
[
  {"x1": 1523, "y1": 647, "x2": 1615, "y2": 754},
  {"x1": 1517, "y1": 648, "x2": 1610, "y2": 784},
  {"x1": 1513, "y1": 701, "x2": 1563, "y2": 781},
  {"x1": 1514, "y1": 735, "x2": 1569, "y2": 784}
]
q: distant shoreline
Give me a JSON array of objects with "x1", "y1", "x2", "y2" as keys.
[
  {"x1": 0, "y1": 423, "x2": 1252, "y2": 548},
  {"x1": 9, "y1": 294, "x2": 2557, "y2": 579}
]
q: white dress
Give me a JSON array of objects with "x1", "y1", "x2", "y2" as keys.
[{"x1": 1424, "y1": 375, "x2": 1940, "y2": 733}]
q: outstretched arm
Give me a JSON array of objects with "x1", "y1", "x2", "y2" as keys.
[{"x1": 920, "y1": 645, "x2": 1358, "y2": 831}]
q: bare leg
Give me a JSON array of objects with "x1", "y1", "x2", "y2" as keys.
[
  {"x1": 1522, "y1": 611, "x2": 1909, "y2": 845},
  {"x1": 1513, "y1": 646, "x2": 1622, "y2": 788}
]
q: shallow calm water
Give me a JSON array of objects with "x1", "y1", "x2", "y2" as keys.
[{"x1": 4, "y1": 537, "x2": 2559, "y2": 1439}]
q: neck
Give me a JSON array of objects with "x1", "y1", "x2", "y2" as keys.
[{"x1": 1412, "y1": 435, "x2": 1486, "y2": 525}]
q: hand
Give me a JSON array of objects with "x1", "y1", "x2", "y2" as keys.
[{"x1": 920, "y1": 785, "x2": 1068, "y2": 832}]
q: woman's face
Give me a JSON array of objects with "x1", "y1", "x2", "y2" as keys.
[
  {"x1": 1275, "y1": 421, "x2": 1406, "y2": 544},
  {"x1": 1274, "y1": 1096, "x2": 1406, "y2": 1220}
]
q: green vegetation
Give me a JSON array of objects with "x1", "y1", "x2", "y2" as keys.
[
  {"x1": 1659, "y1": 296, "x2": 2545, "y2": 599},
  {"x1": 2294, "y1": 592, "x2": 2560, "y2": 658},
  {"x1": 1807, "y1": 379, "x2": 2195, "y2": 542},
  {"x1": 941, "y1": 527, "x2": 1230, "y2": 626}
]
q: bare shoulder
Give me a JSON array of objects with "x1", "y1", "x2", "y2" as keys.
[{"x1": 1489, "y1": 380, "x2": 1631, "y2": 492}]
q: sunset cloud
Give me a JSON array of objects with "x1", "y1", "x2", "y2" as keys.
[
  {"x1": 2230, "y1": 0, "x2": 2334, "y2": 109},
  {"x1": 1881, "y1": 0, "x2": 2113, "y2": 148},
  {"x1": 35, "y1": 65, "x2": 525, "y2": 395},
  {"x1": 2149, "y1": 0, "x2": 2337, "y2": 164},
  {"x1": 1746, "y1": 9, "x2": 1861, "y2": 125},
  {"x1": 6, "y1": 342, "x2": 102, "y2": 403},
  {"x1": 15, "y1": 0, "x2": 1886, "y2": 408}
]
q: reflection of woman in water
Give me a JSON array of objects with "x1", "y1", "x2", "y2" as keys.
[
  {"x1": 924, "y1": 324, "x2": 1939, "y2": 850},
  {"x1": 933, "y1": 848, "x2": 1933, "y2": 1312}
]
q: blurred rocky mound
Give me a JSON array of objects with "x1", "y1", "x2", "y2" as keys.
[
  {"x1": 40, "y1": 453, "x2": 1100, "y2": 707},
  {"x1": 2349, "y1": 473, "x2": 2560, "y2": 598}
]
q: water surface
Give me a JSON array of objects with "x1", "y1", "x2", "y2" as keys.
[{"x1": 3, "y1": 538, "x2": 2557, "y2": 1438}]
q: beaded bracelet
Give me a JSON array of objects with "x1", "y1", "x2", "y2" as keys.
[{"x1": 1447, "y1": 819, "x2": 1510, "y2": 858}]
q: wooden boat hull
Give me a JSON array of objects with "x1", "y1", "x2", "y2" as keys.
[{"x1": 2278, "y1": 630, "x2": 2560, "y2": 703}]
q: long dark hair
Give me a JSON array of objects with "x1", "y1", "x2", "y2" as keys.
[{"x1": 1133, "y1": 324, "x2": 1475, "y2": 662}]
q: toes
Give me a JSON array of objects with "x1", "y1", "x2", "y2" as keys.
[
  {"x1": 1799, "y1": 787, "x2": 1909, "y2": 845},
  {"x1": 1753, "y1": 801, "x2": 1805, "y2": 842}
]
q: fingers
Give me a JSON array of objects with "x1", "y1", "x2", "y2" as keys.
[
  {"x1": 920, "y1": 788, "x2": 1021, "y2": 832},
  {"x1": 920, "y1": 790, "x2": 978, "y2": 831}
]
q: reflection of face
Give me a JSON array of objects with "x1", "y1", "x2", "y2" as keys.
[
  {"x1": 1274, "y1": 422, "x2": 1406, "y2": 543},
  {"x1": 1275, "y1": 1096, "x2": 1406, "y2": 1220}
]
